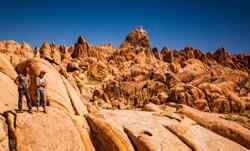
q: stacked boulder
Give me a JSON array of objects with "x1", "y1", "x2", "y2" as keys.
[{"x1": 0, "y1": 28, "x2": 249, "y2": 151}]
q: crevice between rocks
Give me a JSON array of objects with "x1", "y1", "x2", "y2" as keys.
[
  {"x1": 85, "y1": 115, "x2": 105, "y2": 151},
  {"x1": 200, "y1": 89, "x2": 212, "y2": 112},
  {"x1": 123, "y1": 127, "x2": 139, "y2": 151},
  {"x1": 60, "y1": 75, "x2": 79, "y2": 116},
  {"x1": 163, "y1": 125, "x2": 196, "y2": 151},
  {"x1": 2, "y1": 111, "x2": 17, "y2": 151}
]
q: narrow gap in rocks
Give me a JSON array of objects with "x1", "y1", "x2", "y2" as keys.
[
  {"x1": 61, "y1": 75, "x2": 78, "y2": 115},
  {"x1": 163, "y1": 125, "x2": 196, "y2": 151},
  {"x1": 84, "y1": 116, "x2": 105, "y2": 151},
  {"x1": 123, "y1": 127, "x2": 139, "y2": 151},
  {"x1": 3, "y1": 111, "x2": 17, "y2": 151},
  {"x1": 200, "y1": 89, "x2": 212, "y2": 112},
  {"x1": 142, "y1": 130, "x2": 153, "y2": 136}
]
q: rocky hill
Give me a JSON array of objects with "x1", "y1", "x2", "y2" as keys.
[{"x1": 0, "y1": 27, "x2": 249, "y2": 151}]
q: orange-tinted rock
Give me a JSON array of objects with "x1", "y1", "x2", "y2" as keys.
[
  {"x1": 39, "y1": 42, "x2": 62, "y2": 64},
  {"x1": 178, "y1": 105, "x2": 250, "y2": 149},
  {"x1": 120, "y1": 27, "x2": 150, "y2": 48},
  {"x1": 86, "y1": 114, "x2": 135, "y2": 151},
  {"x1": 16, "y1": 58, "x2": 87, "y2": 115},
  {"x1": 0, "y1": 40, "x2": 33, "y2": 67},
  {"x1": 0, "y1": 54, "x2": 17, "y2": 80},
  {"x1": 165, "y1": 117, "x2": 248, "y2": 151},
  {"x1": 0, "y1": 116, "x2": 9, "y2": 151},
  {"x1": 12, "y1": 107, "x2": 89, "y2": 151},
  {"x1": 89, "y1": 110, "x2": 192, "y2": 151},
  {"x1": 177, "y1": 59, "x2": 207, "y2": 83},
  {"x1": 72, "y1": 36, "x2": 92, "y2": 58},
  {"x1": 0, "y1": 72, "x2": 18, "y2": 113},
  {"x1": 199, "y1": 81, "x2": 246, "y2": 113},
  {"x1": 168, "y1": 84, "x2": 209, "y2": 111}
]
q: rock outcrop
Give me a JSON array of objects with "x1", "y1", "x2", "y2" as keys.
[
  {"x1": 0, "y1": 54, "x2": 18, "y2": 113},
  {"x1": 16, "y1": 58, "x2": 87, "y2": 115},
  {"x1": 0, "y1": 40, "x2": 33, "y2": 66},
  {"x1": 0, "y1": 28, "x2": 249, "y2": 151},
  {"x1": 0, "y1": 116, "x2": 9, "y2": 151},
  {"x1": 86, "y1": 109, "x2": 249, "y2": 151},
  {"x1": 72, "y1": 36, "x2": 91, "y2": 59},
  {"x1": 5, "y1": 107, "x2": 92, "y2": 151},
  {"x1": 0, "y1": 73, "x2": 18, "y2": 113},
  {"x1": 178, "y1": 105, "x2": 250, "y2": 149},
  {"x1": 120, "y1": 27, "x2": 150, "y2": 48}
]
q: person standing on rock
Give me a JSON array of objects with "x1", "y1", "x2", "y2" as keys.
[
  {"x1": 15, "y1": 72, "x2": 33, "y2": 113},
  {"x1": 36, "y1": 70, "x2": 47, "y2": 113}
]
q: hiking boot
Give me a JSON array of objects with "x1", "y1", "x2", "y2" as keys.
[
  {"x1": 43, "y1": 108, "x2": 47, "y2": 113},
  {"x1": 28, "y1": 109, "x2": 33, "y2": 113}
]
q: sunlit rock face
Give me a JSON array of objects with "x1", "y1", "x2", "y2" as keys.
[
  {"x1": 120, "y1": 27, "x2": 150, "y2": 49},
  {"x1": 0, "y1": 27, "x2": 249, "y2": 151},
  {"x1": 72, "y1": 36, "x2": 91, "y2": 58},
  {"x1": 0, "y1": 40, "x2": 33, "y2": 67}
]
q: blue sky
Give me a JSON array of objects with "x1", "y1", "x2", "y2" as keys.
[{"x1": 0, "y1": 0, "x2": 249, "y2": 53}]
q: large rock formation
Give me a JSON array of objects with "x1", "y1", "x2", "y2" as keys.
[
  {"x1": 0, "y1": 40, "x2": 33, "y2": 66},
  {"x1": 16, "y1": 58, "x2": 87, "y2": 115},
  {"x1": 5, "y1": 107, "x2": 93, "y2": 151},
  {"x1": 72, "y1": 36, "x2": 92, "y2": 58},
  {"x1": 120, "y1": 27, "x2": 150, "y2": 48},
  {"x1": 0, "y1": 28, "x2": 249, "y2": 151},
  {"x1": 177, "y1": 105, "x2": 250, "y2": 149},
  {"x1": 0, "y1": 73, "x2": 18, "y2": 113},
  {"x1": 0, "y1": 116, "x2": 9, "y2": 151},
  {"x1": 0, "y1": 54, "x2": 18, "y2": 113},
  {"x1": 86, "y1": 109, "x2": 249, "y2": 151}
]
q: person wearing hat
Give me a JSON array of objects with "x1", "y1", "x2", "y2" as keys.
[{"x1": 36, "y1": 70, "x2": 47, "y2": 113}]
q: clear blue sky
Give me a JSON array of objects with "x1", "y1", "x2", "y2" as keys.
[{"x1": 0, "y1": 0, "x2": 249, "y2": 53}]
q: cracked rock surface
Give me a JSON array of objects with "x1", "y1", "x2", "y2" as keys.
[{"x1": 0, "y1": 28, "x2": 249, "y2": 151}]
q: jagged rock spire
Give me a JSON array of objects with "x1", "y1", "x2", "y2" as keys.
[
  {"x1": 72, "y1": 35, "x2": 91, "y2": 58},
  {"x1": 77, "y1": 36, "x2": 88, "y2": 45}
]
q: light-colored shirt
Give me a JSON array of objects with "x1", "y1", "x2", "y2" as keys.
[{"x1": 36, "y1": 76, "x2": 47, "y2": 88}]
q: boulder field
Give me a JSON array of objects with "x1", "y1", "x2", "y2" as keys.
[{"x1": 0, "y1": 28, "x2": 249, "y2": 150}]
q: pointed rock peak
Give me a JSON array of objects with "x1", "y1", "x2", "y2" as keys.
[
  {"x1": 214, "y1": 47, "x2": 231, "y2": 57},
  {"x1": 77, "y1": 36, "x2": 88, "y2": 45},
  {"x1": 120, "y1": 26, "x2": 150, "y2": 48},
  {"x1": 18, "y1": 41, "x2": 31, "y2": 50},
  {"x1": 41, "y1": 42, "x2": 50, "y2": 49},
  {"x1": 184, "y1": 46, "x2": 194, "y2": 51},
  {"x1": 213, "y1": 47, "x2": 233, "y2": 63},
  {"x1": 215, "y1": 47, "x2": 227, "y2": 54},
  {"x1": 134, "y1": 26, "x2": 147, "y2": 34},
  {"x1": 161, "y1": 47, "x2": 171, "y2": 52}
]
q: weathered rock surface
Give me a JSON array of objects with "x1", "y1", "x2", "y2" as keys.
[
  {"x1": 0, "y1": 40, "x2": 33, "y2": 67},
  {"x1": 0, "y1": 72, "x2": 18, "y2": 113},
  {"x1": 120, "y1": 27, "x2": 150, "y2": 48},
  {"x1": 0, "y1": 116, "x2": 9, "y2": 151},
  {"x1": 0, "y1": 53, "x2": 18, "y2": 113},
  {"x1": 86, "y1": 114, "x2": 134, "y2": 151},
  {"x1": 0, "y1": 28, "x2": 249, "y2": 151},
  {"x1": 0, "y1": 54, "x2": 17, "y2": 80},
  {"x1": 178, "y1": 105, "x2": 250, "y2": 149},
  {"x1": 86, "y1": 109, "x2": 249, "y2": 151},
  {"x1": 72, "y1": 36, "x2": 92, "y2": 59},
  {"x1": 165, "y1": 117, "x2": 248, "y2": 151},
  {"x1": 7, "y1": 107, "x2": 90, "y2": 151},
  {"x1": 16, "y1": 58, "x2": 87, "y2": 115}
]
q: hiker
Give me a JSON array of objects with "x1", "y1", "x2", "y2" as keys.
[
  {"x1": 15, "y1": 72, "x2": 33, "y2": 113},
  {"x1": 36, "y1": 71, "x2": 47, "y2": 113}
]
